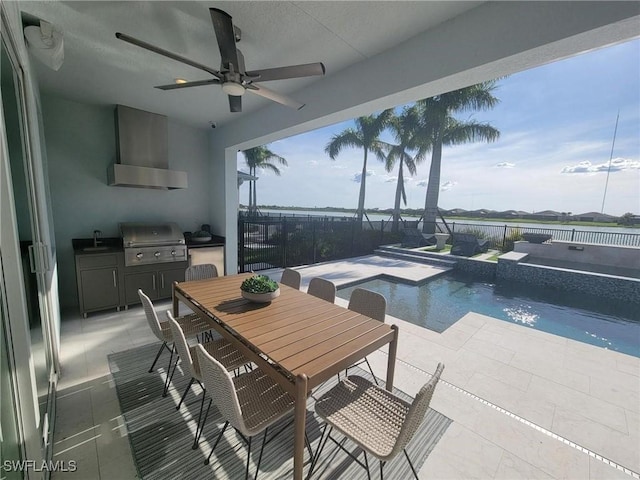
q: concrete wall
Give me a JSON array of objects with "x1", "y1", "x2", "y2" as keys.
[
  {"x1": 41, "y1": 94, "x2": 213, "y2": 309},
  {"x1": 514, "y1": 241, "x2": 640, "y2": 269}
]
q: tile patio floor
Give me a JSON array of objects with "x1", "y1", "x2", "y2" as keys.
[{"x1": 52, "y1": 255, "x2": 639, "y2": 479}]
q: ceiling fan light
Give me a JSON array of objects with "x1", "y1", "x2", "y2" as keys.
[{"x1": 222, "y1": 82, "x2": 245, "y2": 96}]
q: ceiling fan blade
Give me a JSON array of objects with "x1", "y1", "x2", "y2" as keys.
[
  {"x1": 229, "y1": 95, "x2": 242, "y2": 113},
  {"x1": 209, "y1": 8, "x2": 240, "y2": 71},
  {"x1": 245, "y1": 63, "x2": 325, "y2": 82},
  {"x1": 247, "y1": 84, "x2": 305, "y2": 110},
  {"x1": 155, "y1": 79, "x2": 220, "y2": 90},
  {"x1": 116, "y1": 32, "x2": 222, "y2": 79},
  {"x1": 237, "y1": 48, "x2": 246, "y2": 75}
]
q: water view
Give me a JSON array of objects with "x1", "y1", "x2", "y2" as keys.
[{"x1": 256, "y1": 208, "x2": 640, "y2": 235}]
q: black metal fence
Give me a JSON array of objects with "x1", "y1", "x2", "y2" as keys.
[
  {"x1": 238, "y1": 214, "x2": 640, "y2": 272},
  {"x1": 238, "y1": 214, "x2": 403, "y2": 272},
  {"x1": 444, "y1": 222, "x2": 640, "y2": 251}
]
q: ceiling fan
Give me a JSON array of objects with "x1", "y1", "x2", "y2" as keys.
[{"x1": 116, "y1": 7, "x2": 325, "y2": 113}]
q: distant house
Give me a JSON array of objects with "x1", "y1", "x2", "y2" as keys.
[
  {"x1": 575, "y1": 212, "x2": 617, "y2": 223},
  {"x1": 523, "y1": 210, "x2": 561, "y2": 221},
  {"x1": 496, "y1": 210, "x2": 524, "y2": 218}
]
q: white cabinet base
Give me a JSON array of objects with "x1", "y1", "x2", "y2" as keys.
[{"x1": 188, "y1": 246, "x2": 225, "y2": 276}]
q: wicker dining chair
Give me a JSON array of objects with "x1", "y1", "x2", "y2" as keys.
[
  {"x1": 185, "y1": 263, "x2": 218, "y2": 281},
  {"x1": 166, "y1": 312, "x2": 248, "y2": 449},
  {"x1": 346, "y1": 288, "x2": 387, "y2": 384},
  {"x1": 280, "y1": 268, "x2": 301, "y2": 289},
  {"x1": 310, "y1": 363, "x2": 445, "y2": 480},
  {"x1": 307, "y1": 277, "x2": 336, "y2": 303},
  {"x1": 139, "y1": 289, "x2": 211, "y2": 393},
  {"x1": 196, "y1": 344, "x2": 310, "y2": 480}
]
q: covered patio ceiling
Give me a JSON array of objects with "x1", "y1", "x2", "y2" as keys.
[
  {"x1": 19, "y1": 1, "x2": 483, "y2": 128},
  {"x1": 19, "y1": 1, "x2": 639, "y2": 143}
]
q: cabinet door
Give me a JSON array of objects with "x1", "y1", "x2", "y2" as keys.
[
  {"x1": 124, "y1": 272, "x2": 157, "y2": 305},
  {"x1": 158, "y1": 267, "x2": 185, "y2": 299},
  {"x1": 80, "y1": 267, "x2": 119, "y2": 312}
]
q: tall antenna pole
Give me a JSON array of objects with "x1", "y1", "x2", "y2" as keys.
[{"x1": 601, "y1": 111, "x2": 620, "y2": 214}]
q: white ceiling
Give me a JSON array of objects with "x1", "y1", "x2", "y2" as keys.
[{"x1": 19, "y1": 1, "x2": 483, "y2": 129}]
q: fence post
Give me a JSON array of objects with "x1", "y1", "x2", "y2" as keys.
[
  {"x1": 502, "y1": 225, "x2": 507, "y2": 251},
  {"x1": 571, "y1": 229, "x2": 575, "y2": 241},
  {"x1": 282, "y1": 217, "x2": 288, "y2": 268},
  {"x1": 238, "y1": 217, "x2": 245, "y2": 272},
  {"x1": 312, "y1": 219, "x2": 317, "y2": 264}
]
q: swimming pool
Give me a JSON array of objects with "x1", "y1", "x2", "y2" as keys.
[{"x1": 337, "y1": 273, "x2": 640, "y2": 357}]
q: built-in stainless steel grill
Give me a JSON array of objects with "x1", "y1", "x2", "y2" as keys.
[{"x1": 120, "y1": 222, "x2": 187, "y2": 266}]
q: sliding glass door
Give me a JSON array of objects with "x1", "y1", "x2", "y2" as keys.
[
  {"x1": 1, "y1": 6, "x2": 59, "y2": 475},
  {"x1": 1, "y1": 261, "x2": 24, "y2": 480}
]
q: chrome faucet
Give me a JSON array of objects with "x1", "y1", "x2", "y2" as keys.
[{"x1": 93, "y1": 230, "x2": 102, "y2": 247}]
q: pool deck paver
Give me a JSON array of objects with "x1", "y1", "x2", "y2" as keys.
[
  {"x1": 52, "y1": 254, "x2": 639, "y2": 479},
  {"x1": 268, "y1": 255, "x2": 640, "y2": 478}
]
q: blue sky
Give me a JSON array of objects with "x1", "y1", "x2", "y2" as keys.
[{"x1": 238, "y1": 38, "x2": 640, "y2": 217}]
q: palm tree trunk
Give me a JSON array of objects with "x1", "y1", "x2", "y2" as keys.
[
  {"x1": 253, "y1": 177, "x2": 257, "y2": 215},
  {"x1": 356, "y1": 150, "x2": 368, "y2": 223},
  {"x1": 392, "y1": 160, "x2": 404, "y2": 232},
  {"x1": 422, "y1": 139, "x2": 443, "y2": 235}
]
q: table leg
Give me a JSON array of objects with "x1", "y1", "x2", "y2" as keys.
[
  {"x1": 294, "y1": 374, "x2": 308, "y2": 480},
  {"x1": 386, "y1": 324, "x2": 399, "y2": 391},
  {"x1": 172, "y1": 281, "x2": 179, "y2": 317}
]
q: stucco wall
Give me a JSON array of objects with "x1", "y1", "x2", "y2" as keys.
[{"x1": 41, "y1": 94, "x2": 213, "y2": 310}]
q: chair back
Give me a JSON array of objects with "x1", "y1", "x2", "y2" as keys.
[
  {"x1": 390, "y1": 363, "x2": 445, "y2": 458},
  {"x1": 280, "y1": 268, "x2": 301, "y2": 289},
  {"x1": 196, "y1": 343, "x2": 248, "y2": 435},
  {"x1": 185, "y1": 263, "x2": 218, "y2": 281},
  {"x1": 308, "y1": 277, "x2": 336, "y2": 303},
  {"x1": 348, "y1": 288, "x2": 386, "y2": 322},
  {"x1": 166, "y1": 311, "x2": 198, "y2": 379},
  {"x1": 139, "y1": 289, "x2": 164, "y2": 341}
]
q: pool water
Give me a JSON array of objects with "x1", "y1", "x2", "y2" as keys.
[{"x1": 337, "y1": 273, "x2": 640, "y2": 357}]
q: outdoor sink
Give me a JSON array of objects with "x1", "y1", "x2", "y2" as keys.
[{"x1": 82, "y1": 246, "x2": 111, "y2": 252}]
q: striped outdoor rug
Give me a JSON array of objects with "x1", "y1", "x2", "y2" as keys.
[{"x1": 108, "y1": 343, "x2": 452, "y2": 479}]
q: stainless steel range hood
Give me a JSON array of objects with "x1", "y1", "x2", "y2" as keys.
[{"x1": 107, "y1": 105, "x2": 188, "y2": 189}]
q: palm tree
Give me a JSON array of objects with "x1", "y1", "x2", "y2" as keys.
[
  {"x1": 385, "y1": 106, "x2": 422, "y2": 232},
  {"x1": 242, "y1": 146, "x2": 287, "y2": 214},
  {"x1": 325, "y1": 109, "x2": 393, "y2": 223},
  {"x1": 417, "y1": 81, "x2": 501, "y2": 234}
]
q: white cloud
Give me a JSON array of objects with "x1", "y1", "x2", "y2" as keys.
[
  {"x1": 441, "y1": 180, "x2": 458, "y2": 191},
  {"x1": 560, "y1": 157, "x2": 640, "y2": 174},
  {"x1": 331, "y1": 164, "x2": 348, "y2": 170},
  {"x1": 352, "y1": 170, "x2": 375, "y2": 183},
  {"x1": 495, "y1": 162, "x2": 515, "y2": 168},
  {"x1": 416, "y1": 179, "x2": 428, "y2": 187},
  {"x1": 385, "y1": 176, "x2": 397, "y2": 183}
]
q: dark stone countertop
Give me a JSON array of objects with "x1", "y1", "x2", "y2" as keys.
[
  {"x1": 72, "y1": 237, "x2": 123, "y2": 255},
  {"x1": 185, "y1": 234, "x2": 225, "y2": 248}
]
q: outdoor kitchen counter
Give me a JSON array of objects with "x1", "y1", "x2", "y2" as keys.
[
  {"x1": 72, "y1": 237, "x2": 123, "y2": 254},
  {"x1": 185, "y1": 234, "x2": 225, "y2": 248},
  {"x1": 73, "y1": 238, "x2": 126, "y2": 317}
]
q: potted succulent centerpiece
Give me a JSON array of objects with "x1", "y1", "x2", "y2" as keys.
[{"x1": 240, "y1": 275, "x2": 280, "y2": 303}]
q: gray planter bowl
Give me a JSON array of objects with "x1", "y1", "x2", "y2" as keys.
[
  {"x1": 522, "y1": 233, "x2": 552, "y2": 244},
  {"x1": 241, "y1": 288, "x2": 281, "y2": 303}
]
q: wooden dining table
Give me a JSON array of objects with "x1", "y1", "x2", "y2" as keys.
[{"x1": 172, "y1": 273, "x2": 399, "y2": 480}]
